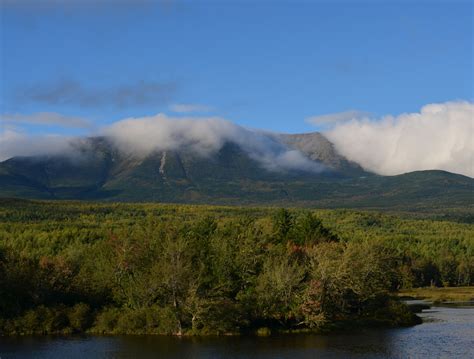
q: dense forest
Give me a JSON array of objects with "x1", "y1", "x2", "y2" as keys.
[{"x1": 0, "y1": 199, "x2": 472, "y2": 336}]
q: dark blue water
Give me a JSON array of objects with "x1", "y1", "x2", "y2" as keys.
[{"x1": 1, "y1": 305, "x2": 473, "y2": 359}]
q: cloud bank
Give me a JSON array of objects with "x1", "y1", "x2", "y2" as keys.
[
  {"x1": 325, "y1": 101, "x2": 474, "y2": 177},
  {"x1": 1, "y1": 101, "x2": 472, "y2": 177},
  {"x1": 0, "y1": 113, "x2": 322, "y2": 173},
  {"x1": 104, "y1": 114, "x2": 323, "y2": 173},
  {"x1": 0, "y1": 130, "x2": 75, "y2": 161}
]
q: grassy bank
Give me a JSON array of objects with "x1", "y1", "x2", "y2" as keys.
[{"x1": 399, "y1": 286, "x2": 474, "y2": 303}]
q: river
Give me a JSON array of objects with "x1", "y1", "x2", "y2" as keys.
[{"x1": 1, "y1": 304, "x2": 473, "y2": 358}]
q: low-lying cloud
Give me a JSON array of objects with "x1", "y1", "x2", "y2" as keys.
[
  {"x1": 325, "y1": 101, "x2": 474, "y2": 177},
  {"x1": 2, "y1": 101, "x2": 472, "y2": 177},
  {"x1": 0, "y1": 130, "x2": 75, "y2": 161},
  {"x1": 104, "y1": 114, "x2": 323, "y2": 173},
  {"x1": 0, "y1": 113, "x2": 323, "y2": 173}
]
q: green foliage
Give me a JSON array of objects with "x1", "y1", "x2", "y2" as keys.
[
  {"x1": 68, "y1": 303, "x2": 93, "y2": 332},
  {"x1": 0, "y1": 200, "x2": 472, "y2": 336},
  {"x1": 1, "y1": 304, "x2": 92, "y2": 335},
  {"x1": 254, "y1": 255, "x2": 305, "y2": 321},
  {"x1": 273, "y1": 209, "x2": 294, "y2": 242}
]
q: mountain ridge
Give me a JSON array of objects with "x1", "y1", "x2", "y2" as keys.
[{"x1": 0, "y1": 133, "x2": 472, "y2": 211}]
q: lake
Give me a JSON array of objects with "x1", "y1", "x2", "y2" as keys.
[{"x1": 1, "y1": 304, "x2": 473, "y2": 359}]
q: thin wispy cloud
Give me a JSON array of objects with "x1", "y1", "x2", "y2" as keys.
[
  {"x1": 170, "y1": 103, "x2": 215, "y2": 114},
  {"x1": 15, "y1": 79, "x2": 176, "y2": 109},
  {"x1": 1, "y1": 112, "x2": 92, "y2": 129},
  {"x1": 306, "y1": 110, "x2": 369, "y2": 126}
]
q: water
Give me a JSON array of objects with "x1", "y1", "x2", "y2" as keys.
[{"x1": 1, "y1": 305, "x2": 473, "y2": 359}]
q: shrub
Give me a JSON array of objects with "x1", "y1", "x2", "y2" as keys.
[{"x1": 67, "y1": 303, "x2": 92, "y2": 332}]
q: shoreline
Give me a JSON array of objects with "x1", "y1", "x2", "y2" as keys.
[{"x1": 398, "y1": 286, "x2": 474, "y2": 304}]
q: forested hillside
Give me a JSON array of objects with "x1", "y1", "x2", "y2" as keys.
[{"x1": 0, "y1": 200, "x2": 472, "y2": 335}]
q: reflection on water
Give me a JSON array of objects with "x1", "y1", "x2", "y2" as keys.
[{"x1": 1, "y1": 305, "x2": 473, "y2": 359}]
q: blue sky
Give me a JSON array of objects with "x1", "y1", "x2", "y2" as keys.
[{"x1": 1, "y1": 0, "x2": 472, "y2": 135}]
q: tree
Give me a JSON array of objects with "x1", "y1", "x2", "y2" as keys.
[
  {"x1": 254, "y1": 254, "x2": 305, "y2": 323},
  {"x1": 273, "y1": 209, "x2": 294, "y2": 242},
  {"x1": 293, "y1": 212, "x2": 338, "y2": 245}
]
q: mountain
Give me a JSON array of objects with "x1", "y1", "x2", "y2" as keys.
[
  {"x1": 280, "y1": 132, "x2": 365, "y2": 176},
  {"x1": 0, "y1": 133, "x2": 472, "y2": 212}
]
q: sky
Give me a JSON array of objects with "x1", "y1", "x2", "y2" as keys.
[
  {"x1": 1, "y1": 0, "x2": 472, "y2": 132},
  {"x1": 0, "y1": 0, "x2": 473, "y2": 176}
]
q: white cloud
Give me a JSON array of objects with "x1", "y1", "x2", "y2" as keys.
[
  {"x1": 0, "y1": 129, "x2": 75, "y2": 161},
  {"x1": 1, "y1": 112, "x2": 92, "y2": 128},
  {"x1": 169, "y1": 103, "x2": 214, "y2": 113},
  {"x1": 306, "y1": 110, "x2": 369, "y2": 126},
  {"x1": 2, "y1": 102, "x2": 472, "y2": 178},
  {"x1": 103, "y1": 114, "x2": 323, "y2": 173},
  {"x1": 325, "y1": 101, "x2": 474, "y2": 177},
  {"x1": 4, "y1": 114, "x2": 313, "y2": 170}
]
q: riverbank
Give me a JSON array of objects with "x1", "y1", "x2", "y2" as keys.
[
  {"x1": 1, "y1": 304, "x2": 473, "y2": 358},
  {"x1": 398, "y1": 286, "x2": 474, "y2": 303}
]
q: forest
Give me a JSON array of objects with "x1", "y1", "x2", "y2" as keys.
[{"x1": 0, "y1": 199, "x2": 472, "y2": 336}]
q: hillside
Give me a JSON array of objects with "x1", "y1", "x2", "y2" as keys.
[{"x1": 0, "y1": 134, "x2": 472, "y2": 212}]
